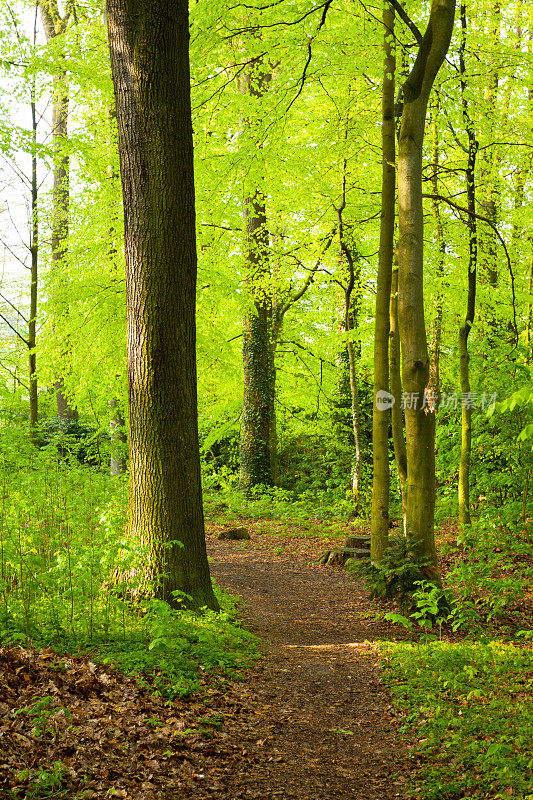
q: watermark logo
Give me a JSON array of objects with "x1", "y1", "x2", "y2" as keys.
[
  {"x1": 400, "y1": 391, "x2": 497, "y2": 411},
  {"x1": 375, "y1": 390, "x2": 396, "y2": 410},
  {"x1": 374, "y1": 390, "x2": 498, "y2": 411}
]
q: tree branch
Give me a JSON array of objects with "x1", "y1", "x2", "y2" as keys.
[
  {"x1": 0, "y1": 314, "x2": 29, "y2": 346},
  {"x1": 285, "y1": 0, "x2": 333, "y2": 114},
  {"x1": 387, "y1": 0, "x2": 423, "y2": 44},
  {"x1": 0, "y1": 360, "x2": 28, "y2": 390},
  {"x1": 423, "y1": 192, "x2": 518, "y2": 342}
]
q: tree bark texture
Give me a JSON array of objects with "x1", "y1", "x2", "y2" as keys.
[
  {"x1": 371, "y1": 0, "x2": 395, "y2": 562},
  {"x1": 397, "y1": 0, "x2": 455, "y2": 569},
  {"x1": 107, "y1": 0, "x2": 219, "y2": 611}
]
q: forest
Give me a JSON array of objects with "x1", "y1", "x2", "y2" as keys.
[{"x1": 0, "y1": 0, "x2": 532, "y2": 798}]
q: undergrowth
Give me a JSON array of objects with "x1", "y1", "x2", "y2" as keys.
[
  {"x1": 0, "y1": 426, "x2": 257, "y2": 697},
  {"x1": 382, "y1": 639, "x2": 533, "y2": 800},
  {"x1": 203, "y1": 466, "x2": 362, "y2": 523}
]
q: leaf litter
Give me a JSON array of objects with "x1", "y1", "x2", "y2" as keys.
[{"x1": 1, "y1": 523, "x2": 413, "y2": 799}]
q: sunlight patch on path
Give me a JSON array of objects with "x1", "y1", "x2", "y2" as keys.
[{"x1": 284, "y1": 642, "x2": 375, "y2": 650}]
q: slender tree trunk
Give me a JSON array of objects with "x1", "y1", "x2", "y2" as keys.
[
  {"x1": 40, "y1": 2, "x2": 78, "y2": 423},
  {"x1": 106, "y1": 104, "x2": 127, "y2": 477},
  {"x1": 337, "y1": 198, "x2": 363, "y2": 506},
  {"x1": 390, "y1": 261, "x2": 407, "y2": 528},
  {"x1": 458, "y1": 1, "x2": 479, "y2": 528},
  {"x1": 371, "y1": 0, "x2": 395, "y2": 562},
  {"x1": 107, "y1": 0, "x2": 219, "y2": 611},
  {"x1": 346, "y1": 332, "x2": 362, "y2": 501},
  {"x1": 478, "y1": 0, "x2": 500, "y2": 302},
  {"x1": 428, "y1": 112, "x2": 445, "y2": 408},
  {"x1": 397, "y1": 0, "x2": 456, "y2": 572},
  {"x1": 29, "y1": 95, "x2": 38, "y2": 442},
  {"x1": 109, "y1": 398, "x2": 127, "y2": 476},
  {"x1": 527, "y1": 249, "x2": 533, "y2": 360}
]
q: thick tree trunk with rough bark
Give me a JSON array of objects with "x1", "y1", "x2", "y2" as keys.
[
  {"x1": 371, "y1": 0, "x2": 395, "y2": 562},
  {"x1": 397, "y1": 0, "x2": 455, "y2": 571},
  {"x1": 107, "y1": 0, "x2": 219, "y2": 611}
]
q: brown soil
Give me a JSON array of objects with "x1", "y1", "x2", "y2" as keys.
[{"x1": 206, "y1": 525, "x2": 410, "y2": 800}]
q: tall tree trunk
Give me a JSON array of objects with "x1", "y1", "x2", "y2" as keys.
[
  {"x1": 106, "y1": 103, "x2": 127, "y2": 477},
  {"x1": 337, "y1": 194, "x2": 363, "y2": 506},
  {"x1": 107, "y1": 0, "x2": 219, "y2": 611},
  {"x1": 397, "y1": 0, "x2": 455, "y2": 572},
  {"x1": 458, "y1": 1, "x2": 479, "y2": 528},
  {"x1": 371, "y1": 0, "x2": 395, "y2": 562},
  {"x1": 346, "y1": 329, "x2": 362, "y2": 501},
  {"x1": 428, "y1": 111, "x2": 445, "y2": 409},
  {"x1": 239, "y1": 64, "x2": 275, "y2": 490},
  {"x1": 109, "y1": 398, "x2": 127, "y2": 476},
  {"x1": 478, "y1": 1, "x2": 500, "y2": 299},
  {"x1": 240, "y1": 188, "x2": 275, "y2": 489},
  {"x1": 527, "y1": 249, "x2": 533, "y2": 360},
  {"x1": 390, "y1": 260, "x2": 408, "y2": 528},
  {"x1": 29, "y1": 95, "x2": 38, "y2": 442},
  {"x1": 40, "y1": 1, "x2": 78, "y2": 423}
]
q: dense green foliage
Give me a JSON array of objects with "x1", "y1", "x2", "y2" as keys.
[
  {"x1": 0, "y1": 409, "x2": 256, "y2": 695},
  {"x1": 384, "y1": 641, "x2": 533, "y2": 800},
  {"x1": 0, "y1": 1, "x2": 531, "y2": 797}
]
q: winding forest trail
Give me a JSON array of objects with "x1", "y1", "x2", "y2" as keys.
[{"x1": 207, "y1": 526, "x2": 410, "y2": 800}]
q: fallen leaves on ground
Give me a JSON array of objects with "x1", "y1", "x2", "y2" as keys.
[{"x1": 0, "y1": 646, "x2": 259, "y2": 799}]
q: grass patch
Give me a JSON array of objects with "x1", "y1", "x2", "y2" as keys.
[{"x1": 382, "y1": 639, "x2": 533, "y2": 799}]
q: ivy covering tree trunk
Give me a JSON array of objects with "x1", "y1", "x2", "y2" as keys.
[
  {"x1": 397, "y1": 0, "x2": 455, "y2": 572},
  {"x1": 371, "y1": 0, "x2": 395, "y2": 562},
  {"x1": 240, "y1": 188, "x2": 275, "y2": 489},
  {"x1": 107, "y1": 0, "x2": 219, "y2": 611},
  {"x1": 239, "y1": 63, "x2": 275, "y2": 490}
]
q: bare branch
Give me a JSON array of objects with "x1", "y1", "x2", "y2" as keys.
[
  {"x1": 387, "y1": 0, "x2": 423, "y2": 44},
  {"x1": 423, "y1": 192, "x2": 518, "y2": 343},
  {"x1": 0, "y1": 292, "x2": 28, "y2": 324},
  {"x1": 285, "y1": 0, "x2": 333, "y2": 114},
  {"x1": 0, "y1": 360, "x2": 28, "y2": 390},
  {"x1": 0, "y1": 313, "x2": 29, "y2": 346}
]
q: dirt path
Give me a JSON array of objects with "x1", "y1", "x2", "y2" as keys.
[{"x1": 206, "y1": 528, "x2": 409, "y2": 800}]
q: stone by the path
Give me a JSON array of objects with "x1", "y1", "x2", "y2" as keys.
[{"x1": 217, "y1": 527, "x2": 251, "y2": 541}]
